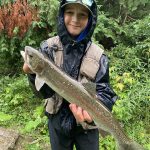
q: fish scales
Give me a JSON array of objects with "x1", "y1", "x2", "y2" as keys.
[
  {"x1": 36, "y1": 51, "x2": 130, "y2": 142},
  {"x1": 21, "y1": 46, "x2": 144, "y2": 150}
]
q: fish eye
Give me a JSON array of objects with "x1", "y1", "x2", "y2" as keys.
[{"x1": 28, "y1": 54, "x2": 33, "y2": 58}]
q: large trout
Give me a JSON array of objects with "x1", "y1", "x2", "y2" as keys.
[{"x1": 21, "y1": 46, "x2": 144, "y2": 150}]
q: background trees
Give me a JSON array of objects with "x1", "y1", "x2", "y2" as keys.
[{"x1": 0, "y1": 0, "x2": 149, "y2": 149}]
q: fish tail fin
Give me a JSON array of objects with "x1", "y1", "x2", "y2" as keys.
[{"x1": 118, "y1": 141, "x2": 144, "y2": 150}]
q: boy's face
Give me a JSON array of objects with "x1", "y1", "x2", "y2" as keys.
[{"x1": 64, "y1": 4, "x2": 89, "y2": 37}]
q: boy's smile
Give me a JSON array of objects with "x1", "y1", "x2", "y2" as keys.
[{"x1": 64, "y1": 3, "x2": 89, "y2": 37}]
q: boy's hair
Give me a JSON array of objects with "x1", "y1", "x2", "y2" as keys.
[{"x1": 61, "y1": 0, "x2": 94, "y2": 15}]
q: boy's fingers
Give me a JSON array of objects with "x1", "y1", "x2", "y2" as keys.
[
  {"x1": 76, "y1": 106, "x2": 83, "y2": 115},
  {"x1": 69, "y1": 103, "x2": 77, "y2": 112},
  {"x1": 23, "y1": 63, "x2": 33, "y2": 74},
  {"x1": 69, "y1": 104, "x2": 84, "y2": 122},
  {"x1": 83, "y1": 110, "x2": 93, "y2": 123},
  {"x1": 76, "y1": 106, "x2": 84, "y2": 122},
  {"x1": 69, "y1": 104, "x2": 93, "y2": 123}
]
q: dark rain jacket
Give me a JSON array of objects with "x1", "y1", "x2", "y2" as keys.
[{"x1": 28, "y1": 0, "x2": 117, "y2": 134}]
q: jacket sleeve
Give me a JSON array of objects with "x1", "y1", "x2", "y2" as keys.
[
  {"x1": 27, "y1": 41, "x2": 55, "y2": 99},
  {"x1": 95, "y1": 54, "x2": 118, "y2": 111}
]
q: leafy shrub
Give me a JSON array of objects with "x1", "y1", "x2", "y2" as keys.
[
  {"x1": 96, "y1": 0, "x2": 150, "y2": 23},
  {"x1": 0, "y1": 0, "x2": 149, "y2": 149},
  {"x1": 0, "y1": 74, "x2": 48, "y2": 138},
  {"x1": 0, "y1": 0, "x2": 59, "y2": 75},
  {"x1": 107, "y1": 64, "x2": 150, "y2": 149},
  {"x1": 0, "y1": 75, "x2": 32, "y2": 110},
  {"x1": 0, "y1": 0, "x2": 38, "y2": 38},
  {"x1": 93, "y1": 13, "x2": 123, "y2": 47}
]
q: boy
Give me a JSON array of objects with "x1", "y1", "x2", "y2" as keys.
[{"x1": 23, "y1": 0, "x2": 117, "y2": 150}]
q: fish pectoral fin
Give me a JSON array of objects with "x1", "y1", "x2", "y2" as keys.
[{"x1": 35, "y1": 75, "x2": 45, "y2": 91}]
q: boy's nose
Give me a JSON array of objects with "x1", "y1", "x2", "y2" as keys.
[{"x1": 72, "y1": 13, "x2": 78, "y2": 22}]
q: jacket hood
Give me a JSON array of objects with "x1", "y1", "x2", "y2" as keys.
[{"x1": 57, "y1": 0, "x2": 97, "y2": 45}]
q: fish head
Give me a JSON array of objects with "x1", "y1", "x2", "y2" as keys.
[{"x1": 25, "y1": 46, "x2": 45, "y2": 73}]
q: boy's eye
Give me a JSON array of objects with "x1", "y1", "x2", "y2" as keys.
[
  {"x1": 80, "y1": 13, "x2": 88, "y2": 17},
  {"x1": 65, "y1": 10, "x2": 74, "y2": 15}
]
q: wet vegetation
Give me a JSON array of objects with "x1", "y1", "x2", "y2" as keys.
[{"x1": 0, "y1": 0, "x2": 149, "y2": 149}]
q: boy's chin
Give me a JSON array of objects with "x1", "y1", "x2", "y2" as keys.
[{"x1": 69, "y1": 32, "x2": 80, "y2": 38}]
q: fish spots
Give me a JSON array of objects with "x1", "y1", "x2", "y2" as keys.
[{"x1": 62, "y1": 81, "x2": 73, "y2": 87}]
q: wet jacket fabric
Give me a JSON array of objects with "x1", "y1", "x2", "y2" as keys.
[{"x1": 28, "y1": 0, "x2": 117, "y2": 135}]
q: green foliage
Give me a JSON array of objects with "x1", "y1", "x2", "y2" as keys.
[
  {"x1": 0, "y1": 0, "x2": 14, "y2": 6},
  {"x1": 0, "y1": 0, "x2": 149, "y2": 149},
  {"x1": 0, "y1": 0, "x2": 59, "y2": 75},
  {"x1": 24, "y1": 119, "x2": 42, "y2": 133},
  {"x1": 22, "y1": 106, "x2": 47, "y2": 133},
  {"x1": 0, "y1": 112, "x2": 13, "y2": 121},
  {"x1": 119, "y1": 0, "x2": 150, "y2": 12},
  {"x1": 28, "y1": 0, "x2": 59, "y2": 36},
  {"x1": 93, "y1": 13, "x2": 123, "y2": 44},
  {"x1": 0, "y1": 75, "x2": 31, "y2": 108},
  {"x1": 25, "y1": 143, "x2": 42, "y2": 150},
  {"x1": 97, "y1": 0, "x2": 150, "y2": 23},
  {"x1": 0, "y1": 75, "x2": 47, "y2": 130},
  {"x1": 100, "y1": 136, "x2": 116, "y2": 150},
  {"x1": 0, "y1": 74, "x2": 48, "y2": 148},
  {"x1": 108, "y1": 65, "x2": 150, "y2": 149},
  {"x1": 122, "y1": 15, "x2": 150, "y2": 46}
]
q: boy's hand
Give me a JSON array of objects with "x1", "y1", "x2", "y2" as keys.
[
  {"x1": 69, "y1": 103, "x2": 93, "y2": 123},
  {"x1": 23, "y1": 63, "x2": 33, "y2": 74}
]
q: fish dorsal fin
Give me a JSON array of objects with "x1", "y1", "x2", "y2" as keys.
[
  {"x1": 35, "y1": 75, "x2": 45, "y2": 91},
  {"x1": 82, "y1": 82, "x2": 96, "y2": 97}
]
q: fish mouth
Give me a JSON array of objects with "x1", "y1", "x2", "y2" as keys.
[
  {"x1": 25, "y1": 46, "x2": 33, "y2": 60},
  {"x1": 25, "y1": 50, "x2": 33, "y2": 67},
  {"x1": 24, "y1": 46, "x2": 36, "y2": 70}
]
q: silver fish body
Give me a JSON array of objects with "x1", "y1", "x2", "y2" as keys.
[{"x1": 21, "y1": 46, "x2": 144, "y2": 150}]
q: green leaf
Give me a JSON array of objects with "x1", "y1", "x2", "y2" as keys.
[
  {"x1": 13, "y1": 27, "x2": 19, "y2": 35},
  {"x1": 0, "y1": 112, "x2": 13, "y2": 121},
  {"x1": 24, "y1": 119, "x2": 41, "y2": 132},
  {"x1": 33, "y1": 106, "x2": 44, "y2": 118}
]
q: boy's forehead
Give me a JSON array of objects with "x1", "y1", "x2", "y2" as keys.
[{"x1": 64, "y1": 3, "x2": 89, "y2": 12}]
